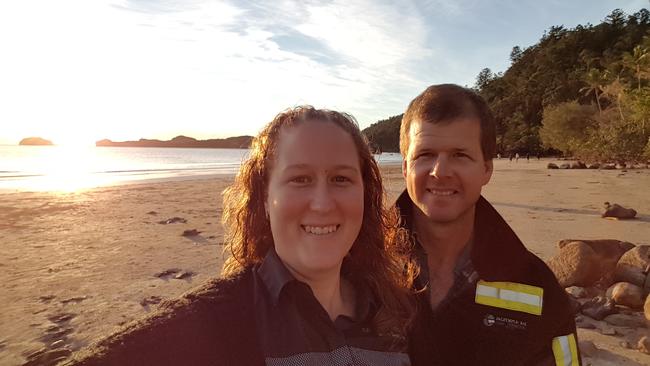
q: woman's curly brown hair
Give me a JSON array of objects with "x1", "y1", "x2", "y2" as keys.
[{"x1": 222, "y1": 106, "x2": 417, "y2": 342}]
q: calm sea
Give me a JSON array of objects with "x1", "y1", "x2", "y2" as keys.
[{"x1": 0, "y1": 145, "x2": 402, "y2": 192}]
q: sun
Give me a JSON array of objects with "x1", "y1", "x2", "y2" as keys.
[{"x1": 50, "y1": 131, "x2": 98, "y2": 148}]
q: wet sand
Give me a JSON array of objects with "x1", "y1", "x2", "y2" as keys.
[{"x1": 1, "y1": 159, "x2": 649, "y2": 365}]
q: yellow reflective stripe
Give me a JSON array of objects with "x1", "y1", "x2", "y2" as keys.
[
  {"x1": 474, "y1": 280, "x2": 543, "y2": 315},
  {"x1": 552, "y1": 334, "x2": 579, "y2": 366}
]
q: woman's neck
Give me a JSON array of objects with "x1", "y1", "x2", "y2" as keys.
[{"x1": 285, "y1": 264, "x2": 356, "y2": 321}]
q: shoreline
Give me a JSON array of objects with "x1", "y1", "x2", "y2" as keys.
[{"x1": 1, "y1": 160, "x2": 649, "y2": 365}]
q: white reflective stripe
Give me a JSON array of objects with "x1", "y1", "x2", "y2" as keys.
[
  {"x1": 499, "y1": 289, "x2": 542, "y2": 307},
  {"x1": 476, "y1": 284, "x2": 499, "y2": 298},
  {"x1": 559, "y1": 335, "x2": 572, "y2": 366},
  {"x1": 477, "y1": 284, "x2": 542, "y2": 306}
]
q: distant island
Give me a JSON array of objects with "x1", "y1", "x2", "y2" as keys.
[
  {"x1": 95, "y1": 135, "x2": 253, "y2": 149},
  {"x1": 19, "y1": 137, "x2": 53, "y2": 146}
]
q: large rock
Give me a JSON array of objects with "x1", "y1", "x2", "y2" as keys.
[
  {"x1": 570, "y1": 161, "x2": 587, "y2": 169},
  {"x1": 602, "y1": 163, "x2": 616, "y2": 170},
  {"x1": 548, "y1": 242, "x2": 601, "y2": 287},
  {"x1": 601, "y1": 202, "x2": 637, "y2": 219},
  {"x1": 607, "y1": 282, "x2": 645, "y2": 308},
  {"x1": 639, "y1": 336, "x2": 650, "y2": 354},
  {"x1": 581, "y1": 296, "x2": 617, "y2": 320},
  {"x1": 615, "y1": 245, "x2": 650, "y2": 287},
  {"x1": 550, "y1": 240, "x2": 634, "y2": 288},
  {"x1": 603, "y1": 313, "x2": 647, "y2": 328},
  {"x1": 547, "y1": 163, "x2": 559, "y2": 169},
  {"x1": 559, "y1": 163, "x2": 571, "y2": 169},
  {"x1": 588, "y1": 163, "x2": 601, "y2": 169},
  {"x1": 645, "y1": 295, "x2": 650, "y2": 321}
]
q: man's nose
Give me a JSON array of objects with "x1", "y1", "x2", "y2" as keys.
[
  {"x1": 309, "y1": 182, "x2": 335, "y2": 212},
  {"x1": 429, "y1": 156, "x2": 451, "y2": 179}
]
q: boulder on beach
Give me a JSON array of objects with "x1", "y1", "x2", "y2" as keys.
[
  {"x1": 639, "y1": 336, "x2": 650, "y2": 355},
  {"x1": 606, "y1": 282, "x2": 645, "y2": 309},
  {"x1": 602, "y1": 163, "x2": 616, "y2": 170},
  {"x1": 614, "y1": 245, "x2": 650, "y2": 287},
  {"x1": 559, "y1": 163, "x2": 571, "y2": 169},
  {"x1": 604, "y1": 313, "x2": 647, "y2": 328},
  {"x1": 547, "y1": 163, "x2": 559, "y2": 169},
  {"x1": 548, "y1": 241, "x2": 602, "y2": 287},
  {"x1": 601, "y1": 202, "x2": 637, "y2": 219},
  {"x1": 570, "y1": 161, "x2": 587, "y2": 169},
  {"x1": 588, "y1": 163, "x2": 601, "y2": 169},
  {"x1": 550, "y1": 240, "x2": 634, "y2": 288},
  {"x1": 581, "y1": 296, "x2": 617, "y2": 320}
]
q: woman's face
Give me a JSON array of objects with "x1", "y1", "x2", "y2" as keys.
[{"x1": 266, "y1": 121, "x2": 364, "y2": 280}]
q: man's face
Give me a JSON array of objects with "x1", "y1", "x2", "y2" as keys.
[{"x1": 402, "y1": 118, "x2": 493, "y2": 224}]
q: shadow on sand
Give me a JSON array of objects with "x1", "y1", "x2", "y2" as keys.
[{"x1": 491, "y1": 202, "x2": 650, "y2": 223}]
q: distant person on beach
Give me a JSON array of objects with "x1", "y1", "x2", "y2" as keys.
[
  {"x1": 396, "y1": 84, "x2": 579, "y2": 365},
  {"x1": 66, "y1": 106, "x2": 416, "y2": 365}
]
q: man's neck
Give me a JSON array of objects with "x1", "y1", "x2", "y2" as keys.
[{"x1": 413, "y1": 205, "x2": 476, "y2": 274}]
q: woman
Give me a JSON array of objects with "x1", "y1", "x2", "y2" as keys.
[{"x1": 67, "y1": 106, "x2": 415, "y2": 366}]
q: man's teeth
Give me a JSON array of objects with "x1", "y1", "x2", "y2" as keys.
[
  {"x1": 302, "y1": 225, "x2": 339, "y2": 235},
  {"x1": 428, "y1": 189, "x2": 455, "y2": 196}
]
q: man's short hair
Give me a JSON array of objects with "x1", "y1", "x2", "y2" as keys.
[{"x1": 400, "y1": 84, "x2": 496, "y2": 161}]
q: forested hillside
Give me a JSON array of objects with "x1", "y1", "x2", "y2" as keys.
[{"x1": 363, "y1": 8, "x2": 650, "y2": 161}]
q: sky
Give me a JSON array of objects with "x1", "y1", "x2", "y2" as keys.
[{"x1": 0, "y1": 0, "x2": 648, "y2": 146}]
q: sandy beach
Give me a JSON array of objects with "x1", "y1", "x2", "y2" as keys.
[{"x1": 1, "y1": 158, "x2": 649, "y2": 365}]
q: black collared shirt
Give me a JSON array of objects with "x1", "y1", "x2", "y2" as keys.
[{"x1": 253, "y1": 249, "x2": 410, "y2": 366}]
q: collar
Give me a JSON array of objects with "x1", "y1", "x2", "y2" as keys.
[
  {"x1": 395, "y1": 190, "x2": 529, "y2": 281},
  {"x1": 257, "y1": 248, "x2": 374, "y2": 321},
  {"x1": 257, "y1": 248, "x2": 296, "y2": 306}
]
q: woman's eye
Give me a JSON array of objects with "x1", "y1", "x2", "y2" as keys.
[
  {"x1": 290, "y1": 176, "x2": 310, "y2": 184},
  {"x1": 332, "y1": 175, "x2": 351, "y2": 183}
]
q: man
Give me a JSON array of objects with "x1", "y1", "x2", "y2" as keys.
[{"x1": 397, "y1": 84, "x2": 579, "y2": 366}]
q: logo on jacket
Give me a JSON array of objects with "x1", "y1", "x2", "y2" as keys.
[
  {"x1": 482, "y1": 313, "x2": 527, "y2": 330},
  {"x1": 483, "y1": 314, "x2": 495, "y2": 326}
]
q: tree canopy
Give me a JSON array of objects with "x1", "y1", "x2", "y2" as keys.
[{"x1": 363, "y1": 8, "x2": 650, "y2": 161}]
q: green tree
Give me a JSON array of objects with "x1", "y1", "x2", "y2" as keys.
[{"x1": 540, "y1": 101, "x2": 598, "y2": 156}]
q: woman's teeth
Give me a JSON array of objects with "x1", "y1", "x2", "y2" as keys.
[{"x1": 302, "y1": 225, "x2": 339, "y2": 235}]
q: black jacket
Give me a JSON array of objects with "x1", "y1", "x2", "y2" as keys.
[
  {"x1": 397, "y1": 193, "x2": 580, "y2": 366},
  {"x1": 63, "y1": 269, "x2": 265, "y2": 366}
]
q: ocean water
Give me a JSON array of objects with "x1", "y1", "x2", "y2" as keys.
[{"x1": 0, "y1": 145, "x2": 402, "y2": 192}]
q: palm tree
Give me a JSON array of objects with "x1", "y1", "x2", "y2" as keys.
[
  {"x1": 623, "y1": 45, "x2": 649, "y2": 91},
  {"x1": 580, "y1": 69, "x2": 605, "y2": 113}
]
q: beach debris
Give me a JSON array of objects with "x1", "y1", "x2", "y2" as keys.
[
  {"x1": 579, "y1": 340, "x2": 599, "y2": 357},
  {"x1": 23, "y1": 347, "x2": 72, "y2": 366},
  {"x1": 603, "y1": 313, "x2": 647, "y2": 328},
  {"x1": 154, "y1": 268, "x2": 181, "y2": 279},
  {"x1": 606, "y1": 282, "x2": 645, "y2": 309},
  {"x1": 547, "y1": 163, "x2": 559, "y2": 169},
  {"x1": 60, "y1": 296, "x2": 88, "y2": 304},
  {"x1": 601, "y1": 202, "x2": 637, "y2": 219},
  {"x1": 39, "y1": 295, "x2": 56, "y2": 303},
  {"x1": 639, "y1": 336, "x2": 650, "y2": 354},
  {"x1": 581, "y1": 296, "x2": 617, "y2": 320},
  {"x1": 47, "y1": 313, "x2": 75, "y2": 324},
  {"x1": 614, "y1": 245, "x2": 650, "y2": 287},
  {"x1": 158, "y1": 217, "x2": 187, "y2": 224},
  {"x1": 588, "y1": 163, "x2": 600, "y2": 169},
  {"x1": 181, "y1": 229, "x2": 201, "y2": 237},
  {"x1": 140, "y1": 295, "x2": 162, "y2": 307},
  {"x1": 559, "y1": 163, "x2": 570, "y2": 169},
  {"x1": 174, "y1": 270, "x2": 194, "y2": 280},
  {"x1": 147, "y1": 211, "x2": 158, "y2": 215},
  {"x1": 570, "y1": 161, "x2": 587, "y2": 169}
]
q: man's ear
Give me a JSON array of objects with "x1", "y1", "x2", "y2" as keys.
[
  {"x1": 483, "y1": 159, "x2": 493, "y2": 185},
  {"x1": 402, "y1": 158, "x2": 407, "y2": 179}
]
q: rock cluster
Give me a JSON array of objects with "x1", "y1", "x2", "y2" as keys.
[
  {"x1": 547, "y1": 161, "x2": 649, "y2": 170},
  {"x1": 548, "y1": 240, "x2": 650, "y2": 357}
]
